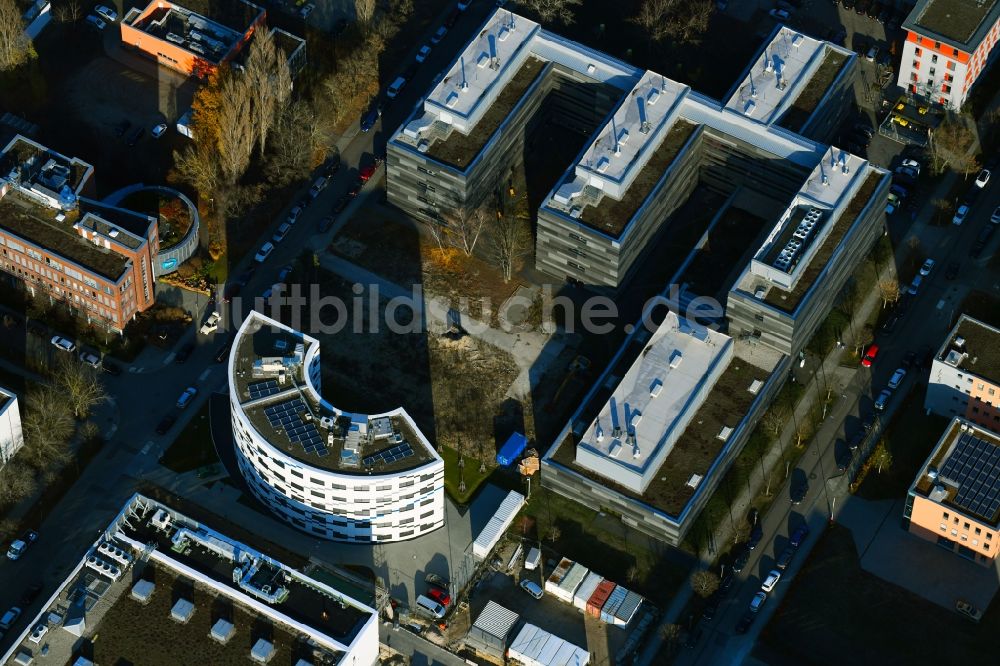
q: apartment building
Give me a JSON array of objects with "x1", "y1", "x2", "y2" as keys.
[
  {"x1": 229, "y1": 312, "x2": 445, "y2": 543},
  {"x1": 896, "y1": 0, "x2": 1000, "y2": 110},
  {"x1": 121, "y1": 0, "x2": 265, "y2": 78},
  {"x1": 0, "y1": 386, "x2": 22, "y2": 468},
  {"x1": 926, "y1": 315, "x2": 1000, "y2": 432},
  {"x1": 0, "y1": 494, "x2": 379, "y2": 666},
  {"x1": 904, "y1": 419, "x2": 1000, "y2": 566},
  {"x1": 542, "y1": 310, "x2": 786, "y2": 545},
  {"x1": 0, "y1": 136, "x2": 158, "y2": 333}
]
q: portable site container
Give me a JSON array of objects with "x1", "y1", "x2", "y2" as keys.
[
  {"x1": 552, "y1": 562, "x2": 589, "y2": 603},
  {"x1": 573, "y1": 572, "x2": 603, "y2": 610},
  {"x1": 600, "y1": 585, "x2": 628, "y2": 624},
  {"x1": 586, "y1": 580, "x2": 615, "y2": 618},
  {"x1": 612, "y1": 590, "x2": 643, "y2": 626},
  {"x1": 544, "y1": 557, "x2": 573, "y2": 596},
  {"x1": 472, "y1": 490, "x2": 525, "y2": 559}
]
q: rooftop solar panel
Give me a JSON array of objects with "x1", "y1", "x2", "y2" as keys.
[{"x1": 940, "y1": 431, "x2": 1000, "y2": 521}]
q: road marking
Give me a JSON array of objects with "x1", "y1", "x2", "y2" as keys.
[
  {"x1": 198, "y1": 368, "x2": 211, "y2": 382},
  {"x1": 163, "y1": 353, "x2": 175, "y2": 364},
  {"x1": 936, "y1": 299, "x2": 945, "y2": 310},
  {"x1": 141, "y1": 441, "x2": 152, "y2": 455}
]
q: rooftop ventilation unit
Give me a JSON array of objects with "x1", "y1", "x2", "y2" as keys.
[
  {"x1": 649, "y1": 379, "x2": 663, "y2": 398},
  {"x1": 609, "y1": 441, "x2": 622, "y2": 457},
  {"x1": 748, "y1": 379, "x2": 763, "y2": 395},
  {"x1": 477, "y1": 52, "x2": 490, "y2": 68},
  {"x1": 954, "y1": 335, "x2": 966, "y2": 351},
  {"x1": 587, "y1": 63, "x2": 596, "y2": 74},
  {"x1": 744, "y1": 100, "x2": 756, "y2": 116},
  {"x1": 717, "y1": 426, "x2": 734, "y2": 441},
  {"x1": 669, "y1": 350, "x2": 683, "y2": 369},
  {"x1": 595, "y1": 422, "x2": 604, "y2": 442},
  {"x1": 686, "y1": 473, "x2": 702, "y2": 489},
  {"x1": 596, "y1": 156, "x2": 610, "y2": 173},
  {"x1": 647, "y1": 87, "x2": 660, "y2": 106},
  {"x1": 929, "y1": 484, "x2": 948, "y2": 502}
]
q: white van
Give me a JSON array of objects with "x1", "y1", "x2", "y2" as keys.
[
  {"x1": 415, "y1": 594, "x2": 446, "y2": 619},
  {"x1": 386, "y1": 76, "x2": 406, "y2": 99},
  {"x1": 524, "y1": 547, "x2": 541, "y2": 571}
]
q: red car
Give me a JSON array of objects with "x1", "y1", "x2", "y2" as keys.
[
  {"x1": 861, "y1": 344, "x2": 879, "y2": 368},
  {"x1": 359, "y1": 163, "x2": 377, "y2": 182},
  {"x1": 427, "y1": 587, "x2": 451, "y2": 607}
]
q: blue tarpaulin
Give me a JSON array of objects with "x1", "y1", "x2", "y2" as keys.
[{"x1": 496, "y1": 432, "x2": 528, "y2": 467}]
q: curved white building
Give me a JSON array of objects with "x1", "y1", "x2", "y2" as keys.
[{"x1": 229, "y1": 311, "x2": 445, "y2": 543}]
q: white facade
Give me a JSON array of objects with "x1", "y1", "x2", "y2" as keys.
[
  {"x1": 897, "y1": 38, "x2": 971, "y2": 110},
  {"x1": 230, "y1": 312, "x2": 445, "y2": 543},
  {"x1": 0, "y1": 387, "x2": 23, "y2": 467}
]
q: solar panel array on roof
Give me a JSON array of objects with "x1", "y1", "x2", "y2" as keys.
[
  {"x1": 363, "y1": 442, "x2": 414, "y2": 467},
  {"x1": 248, "y1": 379, "x2": 280, "y2": 400},
  {"x1": 263, "y1": 398, "x2": 328, "y2": 457},
  {"x1": 940, "y1": 431, "x2": 1000, "y2": 521}
]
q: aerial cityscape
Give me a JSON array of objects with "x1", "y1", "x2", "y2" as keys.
[{"x1": 0, "y1": 0, "x2": 999, "y2": 664}]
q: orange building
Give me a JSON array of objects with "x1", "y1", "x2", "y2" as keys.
[
  {"x1": 0, "y1": 136, "x2": 158, "y2": 333},
  {"x1": 905, "y1": 419, "x2": 1000, "y2": 566},
  {"x1": 120, "y1": 0, "x2": 265, "y2": 78}
]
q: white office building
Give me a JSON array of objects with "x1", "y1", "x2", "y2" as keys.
[
  {"x1": 229, "y1": 311, "x2": 445, "y2": 543},
  {"x1": 0, "y1": 386, "x2": 23, "y2": 468}
]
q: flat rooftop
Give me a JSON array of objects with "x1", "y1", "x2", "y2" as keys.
[
  {"x1": 0, "y1": 194, "x2": 130, "y2": 281},
  {"x1": 914, "y1": 420, "x2": 1000, "y2": 526},
  {"x1": 125, "y1": 0, "x2": 262, "y2": 63},
  {"x1": 232, "y1": 312, "x2": 436, "y2": 475},
  {"x1": 776, "y1": 50, "x2": 849, "y2": 133},
  {"x1": 906, "y1": 0, "x2": 1000, "y2": 47},
  {"x1": 553, "y1": 341, "x2": 775, "y2": 516},
  {"x1": 937, "y1": 315, "x2": 1000, "y2": 383},
  {"x1": 736, "y1": 154, "x2": 883, "y2": 314},
  {"x1": 0, "y1": 495, "x2": 372, "y2": 666},
  {"x1": 725, "y1": 27, "x2": 848, "y2": 127},
  {"x1": 575, "y1": 312, "x2": 734, "y2": 494}
]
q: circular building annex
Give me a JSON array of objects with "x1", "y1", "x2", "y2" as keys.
[{"x1": 229, "y1": 311, "x2": 445, "y2": 543}]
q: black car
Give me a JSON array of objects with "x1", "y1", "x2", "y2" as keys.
[
  {"x1": 732, "y1": 548, "x2": 750, "y2": 573},
  {"x1": 945, "y1": 261, "x2": 960, "y2": 280},
  {"x1": 114, "y1": 120, "x2": 131, "y2": 137},
  {"x1": 719, "y1": 571, "x2": 735, "y2": 593},
  {"x1": 748, "y1": 523, "x2": 764, "y2": 550},
  {"x1": 848, "y1": 429, "x2": 864, "y2": 451},
  {"x1": 175, "y1": 342, "x2": 195, "y2": 364},
  {"x1": 735, "y1": 613, "x2": 754, "y2": 635},
  {"x1": 403, "y1": 63, "x2": 419, "y2": 81},
  {"x1": 215, "y1": 338, "x2": 233, "y2": 363},
  {"x1": 332, "y1": 196, "x2": 350, "y2": 215},
  {"x1": 776, "y1": 545, "x2": 796, "y2": 569},
  {"x1": 747, "y1": 506, "x2": 759, "y2": 526},
  {"x1": 348, "y1": 179, "x2": 362, "y2": 197},
  {"x1": 862, "y1": 412, "x2": 876, "y2": 433},
  {"x1": 881, "y1": 314, "x2": 899, "y2": 335},
  {"x1": 223, "y1": 281, "x2": 242, "y2": 302},
  {"x1": 126, "y1": 127, "x2": 144, "y2": 147},
  {"x1": 836, "y1": 449, "x2": 853, "y2": 473},
  {"x1": 445, "y1": 7, "x2": 461, "y2": 27},
  {"x1": 702, "y1": 595, "x2": 721, "y2": 621},
  {"x1": 323, "y1": 157, "x2": 341, "y2": 177},
  {"x1": 318, "y1": 215, "x2": 335, "y2": 233},
  {"x1": 360, "y1": 105, "x2": 380, "y2": 132},
  {"x1": 155, "y1": 414, "x2": 176, "y2": 435},
  {"x1": 19, "y1": 583, "x2": 42, "y2": 607},
  {"x1": 101, "y1": 359, "x2": 122, "y2": 376},
  {"x1": 790, "y1": 481, "x2": 808, "y2": 505}
]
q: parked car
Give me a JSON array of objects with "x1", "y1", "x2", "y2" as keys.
[
  {"x1": 789, "y1": 480, "x2": 807, "y2": 505},
  {"x1": 176, "y1": 387, "x2": 198, "y2": 409},
  {"x1": 749, "y1": 591, "x2": 767, "y2": 613},
  {"x1": 445, "y1": 7, "x2": 462, "y2": 26},
  {"x1": 881, "y1": 313, "x2": 899, "y2": 335},
  {"x1": 94, "y1": 4, "x2": 117, "y2": 21},
  {"x1": 348, "y1": 179, "x2": 363, "y2": 197},
  {"x1": 416, "y1": 44, "x2": 432, "y2": 62},
  {"x1": 769, "y1": 8, "x2": 790, "y2": 19},
  {"x1": 331, "y1": 195, "x2": 350, "y2": 214},
  {"x1": 318, "y1": 215, "x2": 335, "y2": 233},
  {"x1": 175, "y1": 342, "x2": 194, "y2": 364},
  {"x1": 151, "y1": 123, "x2": 168, "y2": 138},
  {"x1": 101, "y1": 359, "x2": 122, "y2": 376},
  {"x1": 975, "y1": 169, "x2": 991, "y2": 188},
  {"x1": 732, "y1": 548, "x2": 750, "y2": 573},
  {"x1": 214, "y1": 335, "x2": 234, "y2": 363},
  {"x1": 287, "y1": 203, "x2": 304, "y2": 225},
  {"x1": 255, "y1": 242, "x2": 275, "y2": 263},
  {"x1": 0, "y1": 607, "x2": 22, "y2": 631},
  {"x1": 519, "y1": 579, "x2": 544, "y2": 599},
  {"x1": 735, "y1": 613, "x2": 754, "y2": 634},
  {"x1": 900, "y1": 158, "x2": 921, "y2": 175},
  {"x1": 919, "y1": 258, "x2": 935, "y2": 276},
  {"x1": 848, "y1": 429, "x2": 864, "y2": 451},
  {"x1": 126, "y1": 126, "x2": 144, "y2": 146},
  {"x1": 836, "y1": 449, "x2": 853, "y2": 473},
  {"x1": 789, "y1": 524, "x2": 810, "y2": 548},
  {"x1": 85, "y1": 14, "x2": 106, "y2": 30},
  {"x1": 6, "y1": 531, "x2": 38, "y2": 561},
  {"x1": 359, "y1": 163, "x2": 378, "y2": 182},
  {"x1": 956, "y1": 600, "x2": 983, "y2": 622},
  {"x1": 19, "y1": 584, "x2": 42, "y2": 607},
  {"x1": 874, "y1": 388, "x2": 892, "y2": 411},
  {"x1": 861, "y1": 344, "x2": 879, "y2": 367},
  {"x1": 886, "y1": 192, "x2": 901, "y2": 215},
  {"x1": 272, "y1": 222, "x2": 292, "y2": 243},
  {"x1": 78, "y1": 351, "x2": 101, "y2": 368},
  {"x1": 308, "y1": 175, "x2": 330, "y2": 200},
  {"x1": 760, "y1": 570, "x2": 782, "y2": 593},
  {"x1": 908, "y1": 274, "x2": 922, "y2": 296},
  {"x1": 888, "y1": 367, "x2": 906, "y2": 389},
  {"x1": 415, "y1": 594, "x2": 446, "y2": 618},
  {"x1": 386, "y1": 76, "x2": 406, "y2": 99},
  {"x1": 298, "y1": 2, "x2": 314, "y2": 18},
  {"x1": 748, "y1": 522, "x2": 764, "y2": 550},
  {"x1": 431, "y1": 25, "x2": 448, "y2": 44},
  {"x1": 50, "y1": 335, "x2": 75, "y2": 353},
  {"x1": 427, "y1": 587, "x2": 451, "y2": 607},
  {"x1": 953, "y1": 204, "x2": 970, "y2": 225},
  {"x1": 200, "y1": 311, "x2": 221, "y2": 335}
]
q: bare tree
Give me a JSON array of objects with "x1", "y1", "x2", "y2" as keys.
[
  {"x1": 21, "y1": 386, "x2": 74, "y2": 466},
  {"x1": 659, "y1": 623, "x2": 682, "y2": 646},
  {"x1": 690, "y1": 570, "x2": 720, "y2": 598},
  {"x1": 490, "y1": 201, "x2": 532, "y2": 284},
  {"x1": 878, "y1": 279, "x2": 900, "y2": 308},
  {"x1": 171, "y1": 144, "x2": 221, "y2": 197},
  {"x1": 245, "y1": 27, "x2": 291, "y2": 157},
  {"x1": 355, "y1": 0, "x2": 376, "y2": 25},
  {"x1": 626, "y1": 564, "x2": 641, "y2": 584},
  {"x1": 53, "y1": 0, "x2": 83, "y2": 23},
  {"x1": 0, "y1": 461, "x2": 36, "y2": 506},
  {"x1": 547, "y1": 524, "x2": 561, "y2": 543},
  {"x1": 762, "y1": 406, "x2": 787, "y2": 437},
  {"x1": 520, "y1": 0, "x2": 582, "y2": 25},
  {"x1": 216, "y1": 75, "x2": 256, "y2": 184},
  {"x1": 52, "y1": 357, "x2": 107, "y2": 419},
  {"x1": 795, "y1": 419, "x2": 814, "y2": 447},
  {"x1": 447, "y1": 207, "x2": 489, "y2": 257},
  {"x1": 633, "y1": 0, "x2": 713, "y2": 45},
  {"x1": 267, "y1": 100, "x2": 327, "y2": 186},
  {"x1": 0, "y1": 0, "x2": 34, "y2": 72},
  {"x1": 426, "y1": 220, "x2": 448, "y2": 253},
  {"x1": 930, "y1": 116, "x2": 979, "y2": 176}
]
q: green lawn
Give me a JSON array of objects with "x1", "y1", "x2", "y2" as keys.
[
  {"x1": 516, "y1": 486, "x2": 690, "y2": 606},
  {"x1": 758, "y1": 525, "x2": 1000, "y2": 665},
  {"x1": 160, "y1": 403, "x2": 219, "y2": 473},
  {"x1": 441, "y1": 445, "x2": 494, "y2": 504},
  {"x1": 855, "y1": 390, "x2": 949, "y2": 500}
]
